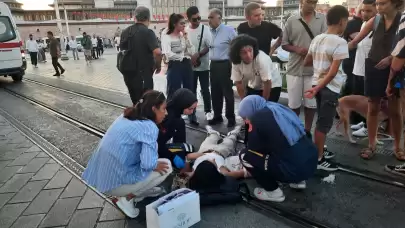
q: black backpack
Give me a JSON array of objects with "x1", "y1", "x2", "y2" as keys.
[{"x1": 117, "y1": 25, "x2": 138, "y2": 73}]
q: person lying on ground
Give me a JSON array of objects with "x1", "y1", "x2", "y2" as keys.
[
  {"x1": 180, "y1": 125, "x2": 248, "y2": 191},
  {"x1": 157, "y1": 88, "x2": 198, "y2": 169},
  {"x1": 82, "y1": 91, "x2": 172, "y2": 219},
  {"x1": 238, "y1": 95, "x2": 318, "y2": 202}
]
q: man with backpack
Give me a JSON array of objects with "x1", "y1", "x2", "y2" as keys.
[{"x1": 118, "y1": 6, "x2": 162, "y2": 105}]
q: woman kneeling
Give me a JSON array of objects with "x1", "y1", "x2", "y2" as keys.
[
  {"x1": 238, "y1": 95, "x2": 318, "y2": 202},
  {"x1": 82, "y1": 91, "x2": 172, "y2": 218}
]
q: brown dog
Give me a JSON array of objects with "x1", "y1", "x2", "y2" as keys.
[{"x1": 336, "y1": 95, "x2": 388, "y2": 144}]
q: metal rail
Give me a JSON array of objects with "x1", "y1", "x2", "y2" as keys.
[
  {"x1": 4, "y1": 85, "x2": 332, "y2": 228},
  {"x1": 20, "y1": 79, "x2": 405, "y2": 189}
]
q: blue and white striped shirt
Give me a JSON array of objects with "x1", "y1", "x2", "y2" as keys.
[{"x1": 82, "y1": 115, "x2": 159, "y2": 193}]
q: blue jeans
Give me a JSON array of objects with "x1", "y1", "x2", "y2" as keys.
[{"x1": 166, "y1": 59, "x2": 194, "y2": 99}]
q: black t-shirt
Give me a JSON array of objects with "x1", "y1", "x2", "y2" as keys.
[
  {"x1": 343, "y1": 16, "x2": 363, "y2": 60},
  {"x1": 237, "y1": 21, "x2": 282, "y2": 55},
  {"x1": 120, "y1": 23, "x2": 159, "y2": 71}
]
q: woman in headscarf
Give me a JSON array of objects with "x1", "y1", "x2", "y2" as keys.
[
  {"x1": 238, "y1": 95, "x2": 318, "y2": 202},
  {"x1": 158, "y1": 88, "x2": 198, "y2": 169}
]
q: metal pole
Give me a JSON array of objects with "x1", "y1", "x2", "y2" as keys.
[
  {"x1": 62, "y1": 0, "x2": 70, "y2": 37},
  {"x1": 53, "y1": 0, "x2": 69, "y2": 60}
]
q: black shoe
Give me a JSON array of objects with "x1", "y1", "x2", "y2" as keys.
[
  {"x1": 53, "y1": 73, "x2": 60, "y2": 77},
  {"x1": 317, "y1": 157, "x2": 338, "y2": 171},
  {"x1": 323, "y1": 146, "x2": 335, "y2": 159},
  {"x1": 208, "y1": 116, "x2": 223, "y2": 125},
  {"x1": 227, "y1": 118, "x2": 236, "y2": 128},
  {"x1": 385, "y1": 163, "x2": 405, "y2": 177},
  {"x1": 60, "y1": 69, "x2": 65, "y2": 75},
  {"x1": 189, "y1": 120, "x2": 199, "y2": 126}
]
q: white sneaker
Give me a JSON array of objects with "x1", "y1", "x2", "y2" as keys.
[
  {"x1": 205, "y1": 125, "x2": 220, "y2": 136},
  {"x1": 206, "y1": 112, "x2": 214, "y2": 121},
  {"x1": 289, "y1": 181, "x2": 306, "y2": 189},
  {"x1": 351, "y1": 122, "x2": 364, "y2": 130},
  {"x1": 115, "y1": 197, "x2": 140, "y2": 218},
  {"x1": 134, "y1": 187, "x2": 166, "y2": 202},
  {"x1": 227, "y1": 126, "x2": 242, "y2": 136},
  {"x1": 352, "y1": 127, "x2": 368, "y2": 137},
  {"x1": 253, "y1": 187, "x2": 285, "y2": 202}
]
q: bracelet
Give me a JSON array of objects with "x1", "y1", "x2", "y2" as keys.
[{"x1": 185, "y1": 158, "x2": 191, "y2": 163}]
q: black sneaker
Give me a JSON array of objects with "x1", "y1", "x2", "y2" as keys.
[
  {"x1": 385, "y1": 163, "x2": 405, "y2": 177},
  {"x1": 208, "y1": 116, "x2": 223, "y2": 125},
  {"x1": 323, "y1": 146, "x2": 335, "y2": 159},
  {"x1": 317, "y1": 157, "x2": 338, "y2": 171},
  {"x1": 60, "y1": 69, "x2": 65, "y2": 75},
  {"x1": 53, "y1": 73, "x2": 60, "y2": 77}
]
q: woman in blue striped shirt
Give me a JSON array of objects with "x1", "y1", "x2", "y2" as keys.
[{"x1": 82, "y1": 90, "x2": 172, "y2": 218}]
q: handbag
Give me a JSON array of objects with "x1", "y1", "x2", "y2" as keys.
[
  {"x1": 194, "y1": 25, "x2": 205, "y2": 67},
  {"x1": 298, "y1": 18, "x2": 315, "y2": 40}
]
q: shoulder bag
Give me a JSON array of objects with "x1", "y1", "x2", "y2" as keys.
[
  {"x1": 298, "y1": 18, "x2": 315, "y2": 40},
  {"x1": 194, "y1": 25, "x2": 205, "y2": 67}
]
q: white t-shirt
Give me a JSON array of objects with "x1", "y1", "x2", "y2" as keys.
[
  {"x1": 309, "y1": 34, "x2": 349, "y2": 94},
  {"x1": 353, "y1": 22, "x2": 373, "y2": 77},
  {"x1": 91, "y1": 38, "x2": 97, "y2": 47},
  {"x1": 68, "y1": 40, "x2": 77, "y2": 49},
  {"x1": 26, "y1": 40, "x2": 39, "y2": 52},
  {"x1": 231, "y1": 50, "x2": 282, "y2": 89},
  {"x1": 114, "y1": 37, "x2": 120, "y2": 46},
  {"x1": 186, "y1": 24, "x2": 212, "y2": 71},
  {"x1": 192, "y1": 153, "x2": 224, "y2": 172},
  {"x1": 161, "y1": 33, "x2": 194, "y2": 61}
]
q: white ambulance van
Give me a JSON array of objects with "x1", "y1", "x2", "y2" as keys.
[{"x1": 0, "y1": 2, "x2": 26, "y2": 82}]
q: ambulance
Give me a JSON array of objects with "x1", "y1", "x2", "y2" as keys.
[{"x1": 0, "y1": 2, "x2": 27, "y2": 82}]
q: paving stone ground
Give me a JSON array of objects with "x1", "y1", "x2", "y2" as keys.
[
  {"x1": 0, "y1": 115, "x2": 127, "y2": 228},
  {"x1": 24, "y1": 49, "x2": 289, "y2": 100}
]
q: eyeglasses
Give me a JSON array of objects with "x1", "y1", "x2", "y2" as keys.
[{"x1": 191, "y1": 16, "x2": 201, "y2": 22}]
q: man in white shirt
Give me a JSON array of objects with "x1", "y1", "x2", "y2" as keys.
[
  {"x1": 68, "y1": 35, "x2": 79, "y2": 60},
  {"x1": 230, "y1": 34, "x2": 280, "y2": 102},
  {"x1": 186, "y1": 6, "x2": 213, "y2": 125},
  {"x1": 91, "y1": 34, "x2": 98, "y2": 59},
  {"x1": 350, "y1": 0, "x2": 377, "y2": 137},
  {"x1": 26, "y1": 34, "x2": 39, "y2": 68}
]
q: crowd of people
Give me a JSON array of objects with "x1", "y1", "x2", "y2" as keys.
[{"x1": 80, "y1": 0, "x2": 405, "y2": 219}]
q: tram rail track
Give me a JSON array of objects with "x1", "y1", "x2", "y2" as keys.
[
  {"x1": 3, "y1": 82, "x2": 333, "y2": 228},
  {"x1": 20, "y1": 78, "x2": 405, "y2": 189}
]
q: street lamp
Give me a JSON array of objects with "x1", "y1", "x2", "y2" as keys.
[{"x1": 53, "y1": 0, "x2": 69, "y2": 60}]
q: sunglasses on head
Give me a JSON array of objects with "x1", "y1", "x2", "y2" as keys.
[{"x1": 191, "y1": 16, "x2": 201, "y2": 22}]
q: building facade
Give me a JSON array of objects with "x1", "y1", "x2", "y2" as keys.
[
  {"x1": 3, "y1": 0, "x2": 24, "y2": 21},
  {"x1": 283, "y1": 0, "x2": 299, "y2": 14}
]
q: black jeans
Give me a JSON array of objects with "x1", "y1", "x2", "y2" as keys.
[
  {"x1": 29, "y1": 52, "x2": 38, "y2": 66},
  {"x1": 352, "y1": 75, "x2": 367, "y2": 126},
  {"x1": 166, "y1": 59, "x2": 194, "y2": 100},
  {"x1": 122, "y1": 68, "x2": 154, "y2": 105},
  {"x1": 51, "y1": 57, "x2": 63, "y2": 74},
  {"x1": 246, "y1": 167, "x2": 279, "y2": 191},
  {"x1": 210, "y1": 60, "x2": 235, "y2": 120},
  {"x1": 192, "y1": 70, "x2": 211, "y2": 113}
]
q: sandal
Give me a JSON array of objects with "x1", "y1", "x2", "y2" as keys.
[
  {"x1": 360, "y1": 147, "x2": 376, "y2": 160},
  {"x1": 394, "y1": 149, "x2": 405, "y2": 161}
]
